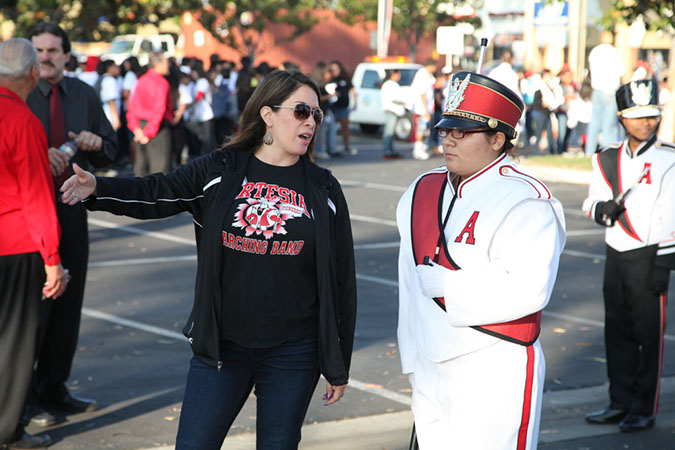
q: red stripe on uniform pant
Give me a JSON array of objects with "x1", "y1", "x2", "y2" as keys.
[
  {"x1": 653, "y1": 292, "x2": 667, "y2": 416},
  {"x1": 517, "y1": 345, "x2": 535, "y2": 450}
]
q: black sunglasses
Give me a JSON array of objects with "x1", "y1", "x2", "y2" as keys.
[
  {"x1": 273, "y1": 103, "x2": 323, "y2": 125},
  {"x1": 437, "y1": 128, "x2": 488, "y2": 139}
]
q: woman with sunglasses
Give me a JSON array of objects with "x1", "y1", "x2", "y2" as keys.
[
  {"x1": 59, "y1": 70, "x2": 357, "y2": 449},
  {"x1": 396, "y1": 71, "x2": 566, "y2": 449}
]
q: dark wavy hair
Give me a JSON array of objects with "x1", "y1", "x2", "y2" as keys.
[
  {"x1": 222, "y1": 69, "x2": 321, "y2": 161},
  {"x1": 29, "y1": 22, "x2": 71, "y2": 54}
]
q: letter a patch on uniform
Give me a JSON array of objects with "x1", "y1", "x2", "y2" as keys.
[
  {"x1": 642, "y1": 163, "x2": 652, "y2": 184},
  {"x1": 455, "y1": 211, "x2": 479, "y2": 245}
]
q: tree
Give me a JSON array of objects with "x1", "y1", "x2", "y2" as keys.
[
  {"x1": 598, "y1": 0, "x2": 675, "y2": 141},
  {"x1": 1, "y1": 0, "x2": 197, "y2": 41},
  {"x1": 195, "y1": 0, "x2": 319, "y2": 63},
  {"x1": 335, "y1": 0, "x2": 482, "y2": 62}
]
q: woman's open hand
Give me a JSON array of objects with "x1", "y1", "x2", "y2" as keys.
[{"x1": 60, "y1": 163, "x2": 97, "y2": 205}]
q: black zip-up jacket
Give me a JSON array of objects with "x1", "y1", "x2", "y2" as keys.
[{"x1": 85, "y1": 150, "x2": 357, "y2": 385}]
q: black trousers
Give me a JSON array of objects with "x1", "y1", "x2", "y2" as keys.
[
  {"x1": 603, "y1": 244, "x2": 667, "y2": 416},
  {"x1": 0, "y1": 253, "x2": 43, "y2": 443},
  {"x1": 32, "y1": 201, "x2": 89, "y2": 401}
]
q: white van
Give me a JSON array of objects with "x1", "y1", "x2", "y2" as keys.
[
  {"x1": 349, "y1": 60, "x2": 422, "y2": 141},
  {"x1": 100, "y1": 34, "x2": 175, "y2": 66}
]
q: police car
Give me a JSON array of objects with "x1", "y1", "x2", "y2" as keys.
[{"x1": 349, "y1": 58, "x2": 422, "y2": 141}]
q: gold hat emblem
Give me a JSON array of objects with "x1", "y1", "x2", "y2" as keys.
[
  {"x1": 488, "y1": 118, "x2": 498, "y2": 128},
  {"x1": 445, "y1": 74, "x2": 471, "y2": 113}
]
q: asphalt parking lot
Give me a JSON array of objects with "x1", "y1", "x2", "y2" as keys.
[{"x1": 26, "y1": 132, "x2": 675, "y2": 449}]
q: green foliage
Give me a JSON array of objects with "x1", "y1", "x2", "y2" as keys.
[
  {"x1": 598, "y1": 0, "x2": 674, "y2": 32},
  {"x1": 3, "y1": 0, "x2": 199, "y2": 41},
  {"x1": 197, "y1": 0, "x2": 319, "y2": 61}
]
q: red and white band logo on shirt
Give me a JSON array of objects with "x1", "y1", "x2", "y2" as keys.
[{"x1": 233, "y1": 182, "x2": 310, "y2": 240}]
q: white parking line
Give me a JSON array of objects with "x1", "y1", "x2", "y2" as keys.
[
  {"x1": 80, "y1": 307, "x2": 412, "y2": 406},
  {"x1": 349, "y1": 214, "x2": 398, "y2": 227},
  {"x1": 89, "y1": 218, "x2": 195, "y2": 246},
  {"x1": 340, "y1": 180, "x2": 407, "y2": 193}
]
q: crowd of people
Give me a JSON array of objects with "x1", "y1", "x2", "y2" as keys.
[
  {"x1": 1, "y1": 19, "x2": 673, "y2": 450},
  {"x1": 60, "y1": 51, "x2": 362, "y2": 175}
]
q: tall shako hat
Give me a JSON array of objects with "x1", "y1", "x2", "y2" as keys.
[
  {"x1": 435, "y1": 71, "x2": 524, "y2": 140},
  {"x1": 616, "y1": 78, "x2": 661, "y2": 119}
]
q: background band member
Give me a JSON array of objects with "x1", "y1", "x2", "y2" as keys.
[
  {"x1": 583, "y1": 78, "x2": 675, "y2": 432},
  {"x1": 398, "y1": 71, "x2": 566, "y2": 449}
]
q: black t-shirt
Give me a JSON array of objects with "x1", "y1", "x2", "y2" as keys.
[
  {"x1": 220, "y1": 156, "x2": 318, "y2": 347},
  {"x1": 332, "y1": 76, "x2": 352, "y2": 108}
]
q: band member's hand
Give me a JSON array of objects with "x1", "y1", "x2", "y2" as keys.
[
  {"x1": 594, "y1": 200, "x2": 625, "y2": 226},
  {"x1": 43, "y1": 263, "x2": 68, "y2": 299},
  {"x1": 323, "y1": 381, "x2": 346, "y2": 406},
  {"x1": 649, "y1": 267, "x2": 671, "y2": 294},
  {"x1": 60, "y1": 163, "x2": 97, "y2": 205},
  {"x1": 416, "y1": 261, "x2": 449, "y2": 298},
  {"x1": 68, "y1": 130, "x2": 102, "y2": 151},
  {"x1": 48, "y1": 147, "x2": 70, "y2": 176}
]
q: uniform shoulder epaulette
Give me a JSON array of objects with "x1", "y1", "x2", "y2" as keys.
[
  {"x1": 658, "y1": 141, "x2": 675, "y2": 151},
  {"x1": 596, "y1": 142, "x2": 622, "y2": 153},
  {"x1": 497, "y1": 165, "x2": 552, "y2": 199}
]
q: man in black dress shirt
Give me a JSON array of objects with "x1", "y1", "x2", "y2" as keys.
[{"x1": 23, "y1": 22, "x2": 117, "y2": 427}]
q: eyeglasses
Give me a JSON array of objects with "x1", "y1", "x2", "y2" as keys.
[
  {"x1": 437, "y1": 128, "x2": 488, "y2": 139},
  {"x1": 273, "y1": 103, "x2": 323, "y2": 125}
]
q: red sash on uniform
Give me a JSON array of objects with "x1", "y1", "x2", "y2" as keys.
[{"x1": 410, "y1": 172, "x2": 541, "y2": 347}]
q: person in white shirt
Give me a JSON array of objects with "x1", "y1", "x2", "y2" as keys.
[
  {"x1": 190, "y1": 63, "x2": 215, "y2": 155},
  {"x1": 487, "y1": 50, "x2": 521, "y2": 100},
  {"x1": 121, "y1": 57, "x2": 140, "y2": 112},
  {"x1": 380, "y1": 69, "x2": 405, "y2": 159},
  {"x1": 410, "y1": 61, "x2": 436, "y2": 160},
  {"x1": 585, "y1": 31, "x2": 626, "y2": 155},
  {"x1": 97, "y1": 60, "x2": 121, "y2": 131}
]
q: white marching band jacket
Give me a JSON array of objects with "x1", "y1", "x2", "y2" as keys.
[
  {"x1": 582, "y1": 137, "x2": 675, "y2": 268},
  {"x1": 397, "y1": 154, "x2": 567, "y2": 374}
]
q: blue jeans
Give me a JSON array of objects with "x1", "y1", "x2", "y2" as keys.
[
  {"x1": 585, "y1": 90, "x2": 620, "y2": 155},
  {"x1": 554, "y1": 112, "x2": 568, "y2": 154},
  {"x1": 382, "y1": 111, "x2": 398, "y2": 155},
  {"x1": 316, "y1": 109, "x2": 336, "y2": 153},
  {"x1": 530, "y1": 109, "x2": 553, "y2": 153},
  {"x1": 175, "y1": 338, "x2": 320, "y2": 450}
]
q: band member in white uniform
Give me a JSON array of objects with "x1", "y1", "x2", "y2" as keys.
[
  {"x1": 583, "y1": 78, "x2": 675, "y2": 432},
  {"x1": 397, "y1": 70, "x2": 566, "y2": 449}
]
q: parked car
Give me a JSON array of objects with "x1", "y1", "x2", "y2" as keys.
[
  {"x1": 100, "y1": 34, "x2": 175, "y2": 66},
  {"x1": 349, "y1": 60, "x2": 422, "y2": 141}
]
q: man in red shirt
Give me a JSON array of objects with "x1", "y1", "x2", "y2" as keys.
[
  {"x1": 0, "y1": 38, "x2": 67, "y2": 449},
  {"x1": 127, "y1": 52, "x2": 174, "y2": 176}
]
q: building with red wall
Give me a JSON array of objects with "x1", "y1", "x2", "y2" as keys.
[{"x1": 180, "y1": 9, "x2": 436, "y2": 74}]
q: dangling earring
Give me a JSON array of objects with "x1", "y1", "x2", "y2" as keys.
[{"x1": 263, "y1": 129, "x2": 274, "y2": 145}]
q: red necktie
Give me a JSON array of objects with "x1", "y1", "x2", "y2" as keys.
[{"x1": 50, "y1": 84, "x2": 69, "y2": 188}]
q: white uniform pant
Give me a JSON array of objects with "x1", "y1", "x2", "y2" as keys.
[{"x1": 409, "y1": 340, "x2": 544, "y2": 450}]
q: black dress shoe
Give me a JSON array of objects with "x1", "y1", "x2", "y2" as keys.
[
  {"x1": 1, "y1": 432, "x2": 51, "y2": 449},
  {"x1": 619, "y1": 413, "x2": 655, "y2": 432},
  {"x1": 42, "y1": 391, "x2": 98, "y2": 414},
  {"x1": 585, "y1": 407, "x2": 628, "y2": 424}
]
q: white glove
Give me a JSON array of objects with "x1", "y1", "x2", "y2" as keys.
[{"x1": 415, "y1": 261, "x2": 449, "y2": 299}]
